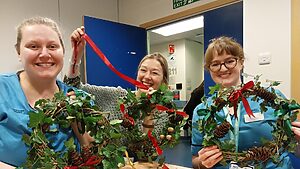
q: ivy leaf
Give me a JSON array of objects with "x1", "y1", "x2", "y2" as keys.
[
  {"x1": 284, "y1": 120, "x2": 292, "y2": 137},
  {"x1": 64, "y1": 138, "x2": 76, "y2": 150},
  {"x1": 197, "y1": 109, "x2": 209, "y2": 116},
  {"x1": 209, "y1": 84, "x2": 221, "y2": 95},
  {"x1": 28, "y1": 111, "x2": 45, "y2": 128}
]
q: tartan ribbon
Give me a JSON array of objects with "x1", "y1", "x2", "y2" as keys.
[{"x1": 228, "y1": 81, "x2": 255, "y2": 118}]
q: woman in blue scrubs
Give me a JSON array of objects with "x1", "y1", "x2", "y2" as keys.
[
  {"x1": 191, "y1": 36, "x2": 300, "y2": 169},
  {"x1": 0, "y1": 16, "x2": 81, "y2": 167}
]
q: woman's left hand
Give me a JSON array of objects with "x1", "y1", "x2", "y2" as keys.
[{"x1": 292, "y1": 121, "x2": 300, "y2": 140}]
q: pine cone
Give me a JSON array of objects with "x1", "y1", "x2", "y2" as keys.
[
  {"x1": 121, "y1": 117, "x2": 134, "y2": 129},
  {"x1": 213, "y1": 121, "x2": 230, "y2": 138},
  {"x1": 215, "y1": 98, "x2": 227, "y2": 111},
  {"x1": 252, "y1": 87, "x2": 277, "y2": 102},
  {"x1": 69, "y1": 150, "x2": 82, "y2": 166},
  {"x1": 169, "y1": 115, "x2": 183, "y2": 124},
  {"x1": 81, "y1": 145, "x2": 93, "y2": 162},
  {"x1": 243, "y1": 146, "x2": 272, "y2": 162}
]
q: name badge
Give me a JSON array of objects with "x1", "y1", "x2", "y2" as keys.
[
  {"x1": 229, "y1": 161, "x2": 254, "y2": 169},
  {"x1": 244, "y1": 112, "x2": 264, "y2": 123}
]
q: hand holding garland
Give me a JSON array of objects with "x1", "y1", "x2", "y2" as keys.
[{"x1": 68, "y1": 26, "x2": 85, "y2": 78}]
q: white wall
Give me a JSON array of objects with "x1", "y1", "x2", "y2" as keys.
[
  {"x1": 151, "y1": 39, "x2": 204, "y2": 101},
  {"x1": 0, "y1": 0, "x2": 118, "y2": 79},
  {"x1": 118, "y1": 0, "x2": 216, "y2": 26},
  {"x1": 185, "y1": 40, "x2": 204, "y2": 100},
  {"x1": 243, "y1": 0, "x2": 291, "y2": 97}
]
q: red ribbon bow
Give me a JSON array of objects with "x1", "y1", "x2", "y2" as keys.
[
  {"x1": 155, "y1": 105, "x2": 189, "y2": 118},
  {"x1": 80, "y1": 34, "x2": 148, "y2": 90},
  {"x1": 147, "y1": 130, "x2": 163, "y2": 155},
  {"x1": 228, "y1": 81, "x2": 255, "y2": 118},
  {"x1": 64, "y1": 155, "x2": 101, "y2": 169}
]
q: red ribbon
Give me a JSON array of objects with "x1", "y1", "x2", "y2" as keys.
[
  {"x1": 147, "y1": 130, "x2": 163, "y2": 155},
  {"x1": 228, "y1": 81, "x2": 255, "y2": 118},
  {"x1": 81, "y1": 34, "x2": 148, "y2": 90},
  {"x1": 64, "y1": 155, "x2": 101, "y2": 169},
  {"x1": 162, "y1": 164, "x2": 169, "y2": 169},
  {"x1": 72, "y1": 44, "x2": 78, "y2": 74},
  {"x1": 120, "y1": 104, "x2": 135, "y2": 126},
  {"x1": 156, "y1": 105, "x2": 189, "y2": 118}
]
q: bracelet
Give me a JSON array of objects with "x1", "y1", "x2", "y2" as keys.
[
  {"x1": 142, "y1": 123, "x2": 154, "y2": 128},
  {"x1": 69, "y1": 59, "x2": 81, "y2": 66}
]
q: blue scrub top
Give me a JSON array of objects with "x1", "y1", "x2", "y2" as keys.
[
  {"x1": 191, "y1": 92, "x2": 293, "y2": 169},
  {"x1": 0, "y1": 73, "x2": 80, "y2": 167}
]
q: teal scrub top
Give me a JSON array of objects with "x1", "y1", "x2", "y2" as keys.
[
  {"x1": 0, "y1": 73, "x2": 80, "y2": 167},
  {"x1": 191, "y1": 92, "x2": 293, "y2": 169}
]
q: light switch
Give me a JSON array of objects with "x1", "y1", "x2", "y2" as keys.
[{"x1": 258, "y1": 52, "x2": 271, "y2": 65}]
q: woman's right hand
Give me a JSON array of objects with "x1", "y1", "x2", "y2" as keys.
[
  {"x1": 70, "y1": 26, "x2": 86, "y2": 64},
  {"x1": 197, "y1": 145, "x2": 223, "y2": 168}
]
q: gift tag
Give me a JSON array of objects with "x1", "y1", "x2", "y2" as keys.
[
  {"x1": 244, "y1": 112, "x2": 264, "y2": 123},
  {"x1": 229, "y1": 162, "x2": 254, "y2": 169}
]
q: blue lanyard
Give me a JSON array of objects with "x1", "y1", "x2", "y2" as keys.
[{"x1": 223, "y1": 103, "x2": 241, "y2": 153}]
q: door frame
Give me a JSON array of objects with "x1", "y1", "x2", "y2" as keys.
[
  {"x1": 292, "y1": 0, "x2": 300, "y2": 103},
  {"x1": 139, "y1": 0, "x2": 241, "y2": 29}
]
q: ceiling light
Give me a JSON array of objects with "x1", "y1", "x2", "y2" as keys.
[{"x1": 151, "y1": 16, "x2": 203, "y2": 37}]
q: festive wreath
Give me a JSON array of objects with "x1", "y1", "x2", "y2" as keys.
[
  {"x1": 21, "y1": 90, "x2": 127, "y2": 169},
  {"x1": 118, "y1": 85, "x2": 188, "y2": 164},
  {"x1": 21, "y1": 85, "x2": 188, "y2": 169},
  {"x1": 197, "y1": 75, "x2": 300, "y2": 168}
]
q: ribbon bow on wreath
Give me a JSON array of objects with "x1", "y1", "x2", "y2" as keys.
[{"x1": 228, "y1": 81, "x2": 255, "y2": 118}]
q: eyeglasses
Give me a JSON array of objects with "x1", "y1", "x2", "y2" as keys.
[{"x1": 209, "y1": 57, "x2": 238, "y2": 72}]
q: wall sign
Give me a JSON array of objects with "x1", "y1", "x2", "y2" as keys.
[
  {"x1": 168, "y1": 44, "x2": 175, "y2": 54},
  {"x1": 173, "y1": 0, "x2": 200, "y2": 9}
]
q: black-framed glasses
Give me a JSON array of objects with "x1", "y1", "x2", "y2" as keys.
[{"x1": 209, "y1": 57, "x2": 238, "y2": 72}]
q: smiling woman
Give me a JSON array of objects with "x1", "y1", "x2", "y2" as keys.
[{"x1": 0, "y1": 16, "x2": 81, "y2": 167}]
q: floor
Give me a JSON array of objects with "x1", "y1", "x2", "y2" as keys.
[{"x1": 163, "y1": 137, "x2": 192, "y2": 168}]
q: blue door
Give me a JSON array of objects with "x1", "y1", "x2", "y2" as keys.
[
  {"x1": 84, "y1": 16, "x2": 147, "y2": 90},
  {"x1": 203, "y1": 2, "x2": 243, "y2": 95}
]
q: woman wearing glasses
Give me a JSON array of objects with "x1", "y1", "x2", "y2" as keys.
[{"x1": 191, "y1": 36, "x2": 299, "y2": 169}]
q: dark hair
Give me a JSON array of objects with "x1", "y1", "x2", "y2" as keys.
[
  {"x1": 138, "y1": 52, "x2": 169, "y2": 85},
  {"x1": 204, "y1": 36, "x2": 244, "y2": 70},
  {"x1": 15, "y1": 16, "x2": 65, "y2": 54}
]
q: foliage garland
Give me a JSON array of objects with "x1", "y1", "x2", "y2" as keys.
[
  {"x1": 197, "y1": 75, "x2": 300, "y2": 168},
  {"x1": 21, "y1": 85, "x2": 188, "y2": 169}
]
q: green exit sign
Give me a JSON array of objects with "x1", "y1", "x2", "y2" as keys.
[{"x1": 173, "y1": 0, "x2": 200, "y2": 9}]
